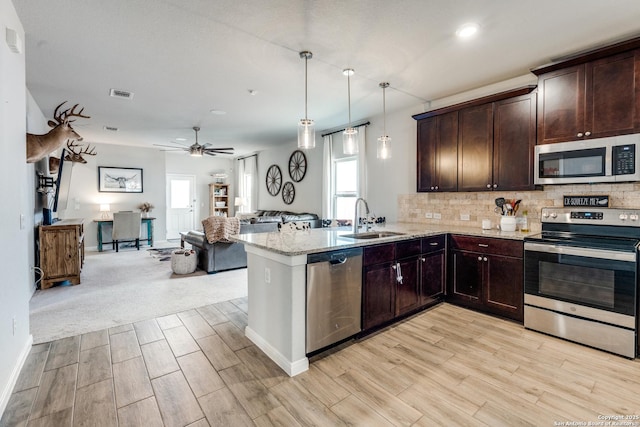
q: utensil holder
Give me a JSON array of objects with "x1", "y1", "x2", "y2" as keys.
[{"x1": 500, "y1": 216, "x2": 517, "y2": 232}]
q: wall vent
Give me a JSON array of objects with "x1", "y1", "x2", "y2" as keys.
[
  {"x1": 109, "y1": 88, "x2": 134, "y2": 99},
  {"x1": 103, "y1": 126, "x2": 119, "y2": 132}
]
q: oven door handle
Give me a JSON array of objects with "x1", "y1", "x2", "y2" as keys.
[{"x1": 524, "y1": 242, "x2": 637, "y2": 262}]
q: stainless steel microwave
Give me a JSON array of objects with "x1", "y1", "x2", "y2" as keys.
[{"x1": 534, "y1": 135, "x2": 640, "y2": 185}]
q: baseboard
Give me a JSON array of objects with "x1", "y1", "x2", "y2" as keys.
[
  {"x1": 0, "y1": 334, "x2": 33, "y2": 418},
  {"x1": 245, "y1": 326, "x2": 308, "y2": 377}
]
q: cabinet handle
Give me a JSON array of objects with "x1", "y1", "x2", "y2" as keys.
[
  {"x1": 429, "y1": 242, "x2": 439, "y2": 246},
  {"x1": 585, "y1": 131, "x2": 591, "y2": 136},
  {"x1": 486, "y1": 184, "x2": 491, "y2": 189},
  {"x1": 478, "y1": 243, "x2": 489, "y2": 248},
  {"x1": 477, "y1": 256, "x2": 483, "y2": 261},
  {"x1": 493, "y1": 184, "x2": 498, "y2": 188},
  {"x1": 421, "y1": 257, "x2": 426, "y2": 262},
  {"x1": 483, "y1": 257, "x2": 488, "y2": 262},
  {"x1": 577, "y1": 132, "x2": 584, "y2": 137},
  {"x1": 430, "y1": 186, "x2": 434, "y2": 190},
  {"x1": 434, "y1": 186, "x2": 439, "y2": 190}
]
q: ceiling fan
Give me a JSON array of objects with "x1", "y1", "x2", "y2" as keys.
[{"x1": 154, "y1": 126, "x2": 234, "y2": 157}]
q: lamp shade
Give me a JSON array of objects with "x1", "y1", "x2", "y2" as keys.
[
  {"x1": 343, "y1": 127, "x2": 358, "y2": 155},
  {"x1": 234, "y1": 197, "x2": 244, "y2": 207},
  {"x1": 298, "y1": 119, "x2": 315, "y2": 149},
  {"x1": 99, "y1": 203, "x2": 110, "y2": 219},
  {"x1": 377, "y1": 135, "x2": 391, "y2": 159}
]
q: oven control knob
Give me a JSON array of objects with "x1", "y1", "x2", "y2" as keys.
[
  {"x1": 619, "y1": 213, "x2": 629, "y2": 221},
  {"x1": 630, "y1": 214, "x2": 639, "y2": 221},
  {"x1": 542, "y1": 212, "x2": 549, "y2": 219},
  {"x1": 550, "y1": 212, "x2": 557, "y2": 219}
]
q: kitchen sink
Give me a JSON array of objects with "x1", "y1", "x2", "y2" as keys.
[{"x1": 339, "y1": 231, "x2": 406, "y2": 239}]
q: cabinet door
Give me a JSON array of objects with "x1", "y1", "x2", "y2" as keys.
[
  {"x1": 417, "y1": 117, "x2": 437, "y2": 192},
  {"x1": 362, "y1": 262, "x2": 396, "y2": 330},
  {"x1": 420, "y1": 250, "x2": 445, "y2": 306},
  {"x1": 484, "y1": 254, "x2": 524, "y2": 322},
  {"x1": 537, "y1": 65, "x2": 586, "y2": 144},
  {"x1": 449, "y1": 250, "x2": 482, "y2": 305},
  {"x1": 458, "y1": 104, "x2": 494, "y2": 191},
  {"x1": 395, "y1": 257, "x2": 421, "y2": 316},
  {"x1": 587, "y1": 50, "x2": 639, "y2": 138},
  {"x1": 493, "y1": 93, "x2": 537, "y2": 191},
  {"x1": 435, "y1": 111, "x2": 459, "y2": 192}
]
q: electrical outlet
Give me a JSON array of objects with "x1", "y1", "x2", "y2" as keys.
[
  {"x1": 460, "y1": 213, "x2": 470, "y2": 221},
  {"x1": 264, "y1": 267, "x2": 271, "y2": 284},
  {"x1": 425, "y1": 212, "x2": 433, "y2": 219},
  {"x1": 434, "y1": 213, "x2": 442, "y2": 220}
]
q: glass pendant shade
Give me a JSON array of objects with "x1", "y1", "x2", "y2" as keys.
[
  {"x1": 377, "y1": 135, "x2": 391, "y2": 159},
  {"x1": 297, "y1": 51, "x2": 315, "y2": 149},
  {"x1": 298, "y1": 118, "x2": 315, "y2": 149},
  {"x1": 343, "y1": 127, "x2": 358, "y2": 155}
]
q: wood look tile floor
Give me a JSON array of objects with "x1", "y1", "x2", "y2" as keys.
[{"x1": 3, "y1": 301, "x2": 640, "y2": 426}]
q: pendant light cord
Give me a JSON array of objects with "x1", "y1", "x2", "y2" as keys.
[
  {"x1": 304, "y1": 55, "x2": 308, "y2": 120},
  {"x1": 382, "y1": 84, "x2": 386, "y2": 136},
  {"x1": 347, "y1": 72, "x2": 352, "y2": 126}
]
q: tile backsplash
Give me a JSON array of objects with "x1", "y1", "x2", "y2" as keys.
[{"x1": 398, "y1": 182, "x2": 640, "y2": 233}]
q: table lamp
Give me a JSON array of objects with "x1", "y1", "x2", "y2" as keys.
[
  {"x1": 234, "y1": 197, "x2": 245, "y2": 217},
  {"x1": 100, "y1": 203, "x2": 111, "y2": 219}
]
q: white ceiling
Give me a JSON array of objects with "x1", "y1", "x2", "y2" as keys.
[{"x1": 13, "y1": 0, "x2": 640, "y2": 156}]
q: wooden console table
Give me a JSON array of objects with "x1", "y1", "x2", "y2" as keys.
[
  {"x1": 94, "y1": 217, "x2": 155, "y2": 252},
  {"x1": 39, "y1": 218, "x2": 85, "y2": 289}
]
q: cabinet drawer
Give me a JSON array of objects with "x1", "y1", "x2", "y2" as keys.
[
  {"x1": 421, "y1": 235, "x2": 446, "y2": 253},
  {"x1": 449, "y1": 235, "x2": 523, "y2": 258},
  {"x1": 363, "y1": 243, "x2": 395, "y2": 266},
  {"x1": 396, "y1": 239, "x2": 421, "y2": 259}
]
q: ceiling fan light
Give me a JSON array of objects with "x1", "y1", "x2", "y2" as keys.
[
  {"x1": 298, "y1": 118, "x2": 315, "y2": 149},
  {"x1": 343, "y1": 127, "x2": 358, "y2": 155}
]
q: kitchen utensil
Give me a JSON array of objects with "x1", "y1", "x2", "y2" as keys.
[
  {"x1": 495, "y1": 197, "x2": 505, "y2": 215},
  {"x1": 513, "y1": 199, "x2": 522, "y2": 215}
]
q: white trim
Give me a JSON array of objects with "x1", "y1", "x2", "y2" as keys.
[
  {"x1": 244, "y1": 245, "x2": 307, "y2": 266},
  {"x1": 245, "y1": 326, "x2": 309, "y2": 377},
  {"x1": 0, "y1": 334, "x2": 33, "y2": 417}
]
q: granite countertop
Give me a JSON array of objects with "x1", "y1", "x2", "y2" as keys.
[{"x1": 230, "y1": 222, "x2": 538, "y2": 256}]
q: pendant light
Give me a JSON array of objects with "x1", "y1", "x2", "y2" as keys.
[
  {"x1": 297, "y1": 51, "x2": 315, "y2": 149},
  {"x1": 377, "y1": 82, "x2": 391, "y2": 159},
  {"x1": 342, "y1": 68, "x2": 358, "y2": 155}
]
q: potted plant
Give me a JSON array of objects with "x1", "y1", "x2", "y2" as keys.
[{"x1": 138, "y1": 202, "x2": 154, "y2": 218}]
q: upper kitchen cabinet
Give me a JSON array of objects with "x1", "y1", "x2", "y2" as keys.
[
  {"x1": 416, "y1": 111, "x2": 458, "y2": 192},
  {"x1": 533, "y1": 40, "x2": 640, "y2": 145},
  {"x1": 414, "y1": 87, "x2": 537, "y2": 192}
]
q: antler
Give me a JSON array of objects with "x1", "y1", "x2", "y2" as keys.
[
  {"x1": 48, "y1": 101, "x2": 91, "y2": 127},
  {"x1": 65, "y1": 141, "x2": 97, "y2": 163}
]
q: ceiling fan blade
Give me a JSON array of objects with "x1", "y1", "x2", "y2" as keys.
[
  {"x1": 205, "y1": 147, "x2": 234, "y2": 151},
  {"x1": 153, "y1": 144, "x2": 187, "y2": 149},
  {"x1": 203, "y1": 151, "x2": 218, "y2": 156}
]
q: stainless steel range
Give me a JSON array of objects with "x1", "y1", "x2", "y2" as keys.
[{"x1": 524, "y1": 207, "x2": 640, "y2": 358}]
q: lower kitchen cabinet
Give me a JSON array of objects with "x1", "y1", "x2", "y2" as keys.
[
  {"x1": 362, "y1": 236, "x2": 446, "y2": 331},
  {"x1": 448, "y1": 235, "x2": 523, "y2": 322}
]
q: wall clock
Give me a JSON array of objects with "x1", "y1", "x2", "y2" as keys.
[
  {"x1": 288, "y1": 150, "x2": 307, "y2": 182},
  {"x1": 282, "y1": 181, "x2": 295, "y2": 205},
  {"x1": 266, "y1": 164, "x2": 282, "y2": 196}
]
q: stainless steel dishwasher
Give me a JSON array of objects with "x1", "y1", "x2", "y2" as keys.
[{"x1": 306, "y1": 247, "x2": 363, "y2": 354}]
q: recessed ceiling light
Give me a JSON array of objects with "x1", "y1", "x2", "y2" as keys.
[
  {"x1": 456, "y1": 23, "x2": 479, "y2": 39},
  {"x1": 210, "y1": 109, "x2": 227, "y2": 115}
]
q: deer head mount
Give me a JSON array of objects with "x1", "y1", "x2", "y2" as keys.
[
  {"x1": 48, "y1": 140, "x2": 97, "y2": 174},
  {"x1": 26, "y1": 101, "x2": 91, "y2": 163}
]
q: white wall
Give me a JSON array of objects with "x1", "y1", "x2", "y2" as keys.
[
  {"x1": 0, "y1": 0, "x2": 33, "y2": 415},
  {"x1": 165, "y1": 153, "x2": 233, "y2": 227},
  {"x1": 61, "y1": 143, "x2": 167, "y2": 248},
  {"x1": 256, "y1": 142, "x2": 323, "y2": 215}
]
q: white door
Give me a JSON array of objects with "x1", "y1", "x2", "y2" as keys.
[{"x1": 166, "y1": 174, "x2": 196, "y2": 239}]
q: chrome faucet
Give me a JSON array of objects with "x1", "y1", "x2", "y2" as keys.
[{"x1": 353, "y1": 197, "x2": 370, "y2": 234}]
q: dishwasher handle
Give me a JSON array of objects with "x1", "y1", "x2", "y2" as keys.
[
  {"x1": 330, "y1": 254, "x2": 347, "y2": 265},
  {"x1": 307, "y1": 247, "x2": 363, "y2": 264}
]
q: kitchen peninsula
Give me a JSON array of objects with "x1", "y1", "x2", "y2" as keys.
[{"x1": 232, "y1": 223, "x2": 532, "y2": 376}]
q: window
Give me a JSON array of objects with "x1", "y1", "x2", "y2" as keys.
[{"x1": 333, "y1": 157, "x2": 358, "y2": 219}]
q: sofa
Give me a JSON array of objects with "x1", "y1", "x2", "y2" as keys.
[{"x1": 181, "y1": 210, "x2": 321, "y2": 273}]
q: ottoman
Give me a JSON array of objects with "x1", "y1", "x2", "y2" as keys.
[{"x1": 171, "y1": 249, "x2": 197, "y2": 274}]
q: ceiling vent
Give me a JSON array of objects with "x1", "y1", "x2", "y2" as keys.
[
  {"x1": 103, "y1": 126, "x2": 119, "y2": 132},
  {"x1": 109, "y1": 88, "x2": 134, "y2": 100}
]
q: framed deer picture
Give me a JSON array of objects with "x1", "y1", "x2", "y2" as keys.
[{"x1": 98, "y1": 166, "x2": 143, "y2": 193}]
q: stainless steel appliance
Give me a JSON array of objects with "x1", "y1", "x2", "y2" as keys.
[
  {"x1": 534, "y1": 134, "x2": 640, "y2": 185},
  {"x1": 524, "y1": 207, "x2": 640, "y2": 358},
  {"x1": 306, "y1": 248, "x2": 362, "y2": 354}
]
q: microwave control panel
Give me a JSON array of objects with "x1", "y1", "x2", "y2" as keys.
[{"x1": 613, "y1": 144, "x2": 635, "y2": 175}]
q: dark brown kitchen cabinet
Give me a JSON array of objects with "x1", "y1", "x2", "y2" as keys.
[
  {"x1": 362, "y1": 237, "x2": 444, "y2": 331},
  {"x1": 420, "y1": 235, "x2": 446, "y2": 306},
  {"x1": 416, "y1": 111, "x2": 458, "y2": 192},
  {"x1": 448, "y1": 235, "x2": 523, "y2": 322},
  {"x1": 458, "y1": 103, "x2": 494, "y2": 191},
  {"x1": 534, "y1": 49, "x2": 640, "y2": 145}
]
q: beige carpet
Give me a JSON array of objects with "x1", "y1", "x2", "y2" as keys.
[{"x1": 29, "y1": 244, "x2": 248, "y2": 344}]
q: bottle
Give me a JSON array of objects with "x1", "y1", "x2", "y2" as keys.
[{"x1": 520, "y1": 210, "x2": 529, "y2": 232}]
